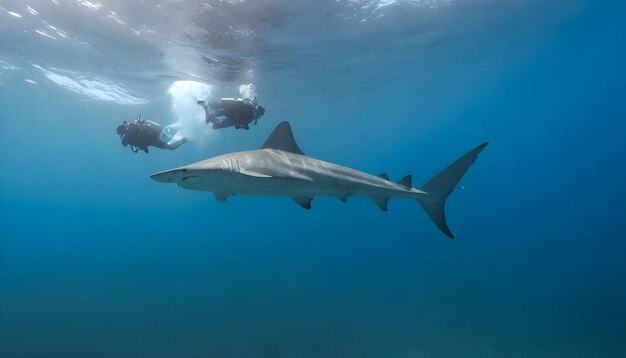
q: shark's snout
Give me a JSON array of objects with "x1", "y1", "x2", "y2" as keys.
[
  {"x1": 151, "y1": 168, "x2": 187, "y2": 183},
  {"x1": 150, "y1": 171, "x2": 173, "y2": 183}
]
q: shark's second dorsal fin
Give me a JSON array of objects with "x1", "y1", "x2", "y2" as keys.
[
  {"x1": 397, "y1": 175, "x2": 412, "y2": 188},
  {"x1": 261, "y1": 121, "x2": 304, "y2": 155}
]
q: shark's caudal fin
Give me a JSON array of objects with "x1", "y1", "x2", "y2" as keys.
[{"x1": 418, "y1": 142, "x2": 489, "y2": 239}]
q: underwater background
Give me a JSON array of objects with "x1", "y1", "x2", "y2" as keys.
[{"x1": 1, "y1": 0, "x2": 625, "y2": 357}]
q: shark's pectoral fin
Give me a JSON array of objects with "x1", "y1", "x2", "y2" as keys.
[
  {"x1": 214, "y1": 192, "x2": 229, "y2": 202},
  {"x1": 292, "y1": 197, "x2": 313, "y2": 209},
  {"x1": 371, "y1": 196, "x2": 389, "y2": 211},
  {"x1": 239, "y1": 168, "x2": 312, "y2": 182},
  {"x1": 239, "y1": 168, "x2": 273, "y2": 178},
  {"x1": 279, "y1": 171, "x2": 313, "y2": 181}
]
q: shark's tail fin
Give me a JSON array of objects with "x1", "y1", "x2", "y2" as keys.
[{"x1": 417, "y1": 142, "x2": 489, "y2": 239}]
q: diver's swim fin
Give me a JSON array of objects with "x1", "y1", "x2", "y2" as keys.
[{"x1": 197, "y1": 100, "x2": 216, "y2": 124}]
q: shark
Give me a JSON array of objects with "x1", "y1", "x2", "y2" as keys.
[{"x1": 151, "y1": 121, "x2": 488, "y2": 238}]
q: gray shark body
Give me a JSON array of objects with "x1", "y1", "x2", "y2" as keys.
[{"x1": 151, "y1": 122, "x2": 488, "y2": 238}]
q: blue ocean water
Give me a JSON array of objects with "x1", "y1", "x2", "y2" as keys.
[{"x1": 1, "y1": 0, "x2": 625, "y2": 357}]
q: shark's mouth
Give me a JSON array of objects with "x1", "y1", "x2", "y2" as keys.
[{"x1": 177, "y1": 175, "x2": 204, "y2": 190}]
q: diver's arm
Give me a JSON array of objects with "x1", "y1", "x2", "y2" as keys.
[{"x1": 160, "y1": 137, "x2": 188, "y2": 151}]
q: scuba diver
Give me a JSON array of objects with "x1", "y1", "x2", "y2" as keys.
[
  {"x1": 197, "y1": 97, "x2": 265, "y2": 130},
  {"x1": 116, "y1": 117, "x2": 188, "y2": 153}
]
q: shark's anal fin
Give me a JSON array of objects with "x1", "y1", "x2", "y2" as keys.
[
  {"x1": 214, "y1": 192, "x2": 229, "y2": 202},
  {"x1": 378, "y1": 173, "x2": 389, "y2": 180},
  {"x1": 397, "y1": 175, "x2": 412, "y2": 188},
  {"x1": 371, "y1": 197, "x2": 389, "y2": 212},
  {"x1": 292, "y1": 197, "x2": 313, "y2": 209},
  {"x1": 261, "y1": 122, "x2": 305, "y2": 155}
]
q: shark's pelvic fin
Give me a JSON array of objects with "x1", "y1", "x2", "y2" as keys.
[
  {"x1": 378, "y1": 173, "x2": 390, "y2": 180},
  {"x1": 292, "y1": 196, "x2": 313, "y2": 209},
  {"x1": 397, "y1": 175, "x2": 412, "y2": 188},
  {"x1": 371, "y1": 196, "x2": 389, "y2": 212},
  {"x1": 418, "y1": 142, "x2": 489, "y2": 239},
  {"x1": 261, "y1": 121, "x2": 305, "y2": 155},
  {"x1": 214, "y1": 192, "x2": 229, "y2": 202}
]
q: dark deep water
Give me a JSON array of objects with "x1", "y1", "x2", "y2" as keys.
[{"x1": 1, "y1": 1, "x2": 626, "y2": 357}]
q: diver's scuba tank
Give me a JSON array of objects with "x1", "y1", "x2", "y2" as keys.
[
  {"x1": 219, "y1": 97, "x2": 246, "y2": 110},
  {"x1": 143, "y1": 119, "x2": 162, "y2": 133}
]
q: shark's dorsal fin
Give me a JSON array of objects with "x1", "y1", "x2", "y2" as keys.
[
  {"x1": 397, "y1": 175, "x2": 412, "y2": 188},
  {"x1": 261, "y1": 121, "x2": 304, "y2": 155},
  {"x1": 378, "y1": 173, "x2": 389, "y2": 181}
]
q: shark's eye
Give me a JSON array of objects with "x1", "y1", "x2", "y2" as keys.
[{"x1": 182, "y1": 169, "x2": 188, "y2": 173}]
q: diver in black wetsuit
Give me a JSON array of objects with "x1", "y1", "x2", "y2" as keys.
[
  {"x1": 116, "y1": 117, "x2": 188, "y2": 153},
  {"x1": 198, "y1": 97, "x2": 265, "y2": 130}
]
